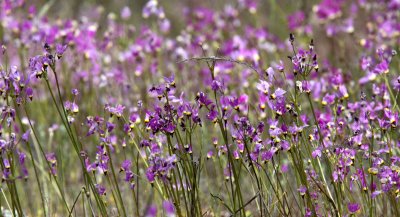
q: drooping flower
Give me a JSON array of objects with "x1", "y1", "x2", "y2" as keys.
[
  {"x1": 46, "y1": 153, "x2": 57, "y2": 176},
  {"x1": 256, "y1": 80, "x2": 270, "y2": 95},
  {"x1": 55, "y1": 44, "x2": 68, "y2": 59},
  {"x1": 374, "y1": 60, "x2": 389, "y2": 74},
  {"x1": 347, "y1": 202, "x2": 360, "y2": 214},
  {"x1": 163, "y1": 200, "x2": 176, "y2": 217},
  {"x1": 95, "y1": 184, "x2": 106, "y2": 196}
]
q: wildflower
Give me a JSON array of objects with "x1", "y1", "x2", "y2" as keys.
[
  {"x1": 206, "y1": 151, "x2": 213, "y2": 159},
  {"x1": 265, "y1": 67, "x2": 275, "y2": 81},
  {"x1": 21, "y1": 130, "x2": 30, "y2": 142},
  {"x1": 275, "y1": 60, "x2": 285, "y2": 72},
  {"x1": 270, "y1": 88, "x2": 286, "y2": 100},
  {"x1": 46, "y1": 153, "x2": 57, "y2": 176},
  {"x1": 18, "y1": 151, "x2": 28, "y2": 180},
  {"x1": 145, "y1": 204, "x2": 158, "y2": 217},
  {"x1": 256, "y1": 80, "x2": 270, "y2": 95},
  {"x1": 288, "y1": 11, "x2": 305, "y2": 31},
  {"x1": 65, "y1": 101, "x2": 79, "y2": 114},
  {"x1": 298, "y1": 186, "x2": 307, "y2": 197},
  {"x1": 347, "y1": 203, "x2": 360, "y2": 214},
  {"x1": 25, "y1": 87, "x2": 33, "y2": 100},
  {"x1": 196, "y1": 92, "x2": 212, "y2": 108},
  {"x1": 261, "y1": 148, "x2": 276, "y2": 162},
  {"x1": 120, "y1": 160, "x2": 136, "y2": 189},
  {"x1": 72, "y1": 89, "x2": 79, "y2": 96},
  {"x1": 55, "y1": 44, "x2": 68, "y2": 59},
  {"x1": 1, "y1": 45, "x2": 6, "y2": 54},
  {"x1": 95, "y1": 184, "x2": 106, "y2": 196},
  {"x1": 146, "y1": 154, "x2": 177, "y2": 183},
  {"x1": 142, "y1": 0, "x2": 164, "y2": 19},
  {"x1": 368, "y1": 167, "x2": 379, "y2": 175},
  {"x1": 374, "y1": 60, "x2": 389, "y2": 74},
  {"x1": 206, "y1": 106, "x2": 218, "y2": 123},
  {"x1": 106, "y1": 104, "x2": 125, "y2": 118},
  {"x1": 2, "y1": 159, "x2": 11, "y2": 181},
  {"x1": 313, "y1": 0, "x2": 343, "y2": 20},
  {"x1": 163, "y1": 200, "x2": 176, "y2": 217},
  {"x1": 322, "y1": 94, "x2": 335, "y2": 106},
  {"x1": 121, "y1": 6, "x2": 132, "y2": 20},
  {"x1": 312, "y1": 149, "x2": 322, "y2": 158}
]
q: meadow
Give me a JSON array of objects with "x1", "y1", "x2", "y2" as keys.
[{"x1": 0, "y1": 0, "x2": 399, "y2": 216}]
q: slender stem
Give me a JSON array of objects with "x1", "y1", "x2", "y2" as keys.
[
  {"x1": 14, "y1": 103, "x2": 47, "y2": 217},
  {"x1": 23, "y1": 106, "x2": 71, "y2": 213},
  {"x1": 68, "y1": 190, "x2": 83, "y2": 217},
  {"x1": 106, "y1": 146, "x2": 127, "y2": 217}
]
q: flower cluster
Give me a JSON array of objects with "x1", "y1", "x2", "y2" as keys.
[{"x1": 0, "y1": 0, "x2": 399, "y2": 216}]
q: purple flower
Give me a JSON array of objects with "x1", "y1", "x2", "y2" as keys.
[
  {"x1": 347, "y1": 202, "x2": 360, "y2": 213},
  {"x1": 196, "y1": 92, "x2": 212, "y2": 107},
  {"x1": 288, "y1": 11, "x2": 305, "y2": 31},
  {"x1": 163, "y1": 200, "x2": 175, "y2": 216},
  {"x1": 25, "y1": 87, "x2": 33, "y2": 100},
  {"x1": 211, "y1": 80, "x2": 224, "y2": 92},
  {"x1": 18, "y1": 151, "x2": 28, "y2": 179},
  {"x1": 298, "y1": 186, "x2": 307, "y2": 197},
  {"x1": 95, "y1": 184, "x2": 106, "y2": 196},
  {"x1": 22, "y1": 130, "x2": 30, "y2": 142},
  {"x1": 71, "y1": 89, "x2": 79, "y2": 96},
  {"x1": 55, "y1": 44, "x2": 68, "y2": 59},
  {"x1": 312, "y1": 149, "x2": 322, "y2": 158},
  {"x1": 270, "y1": 88, "x2": 286, "y2": 100},
  {"x1": 121, "y1": 6, "x2": 131, "y2": 20},
  {"x1": 314, "y1": 0, "x2": 344, "y2": 20},
  {"x1": 261, "y1": 148, "x2": 276, "y2": 162},
  {"x1": 46, "y1": 153, "x2": 57, "y2": 176},
  {"x1": 265, "y1": 67, "x2": 275, "y2": 81},
  {"x1": 256, "y1": 80, "x2": 270, "y2": 94},
  {"x1": 142, "y1": 0, "x2": 165, "y2": 20},
  {"x1": 106, "y1": 104, "x2": 125, "y2": 118},
  {"x1": 121, "y1": 160, "x2": 132, "y2": 171},
  {"x1": 145, "y1": 204, "x2": 158, "y2": 217},
  {"x1": 392, "y1": 76, "x2": 400, "y2": 91},
  {"x1": 65, "y1": 101, "x2": 79, "y2": 114},
  {"x1": 374, "y1": 60, "x2": 389, "y2": 74},
  {"x1": 322, "y1": 93, "x2": 335, "y2": 106},
  {"x1": 206, "y1": 151, "x2": 213, "y2": 159}
]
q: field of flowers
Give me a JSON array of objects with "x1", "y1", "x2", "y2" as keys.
[{"x1": 0, "y1": 0, "x2": 399, "y2": 216}]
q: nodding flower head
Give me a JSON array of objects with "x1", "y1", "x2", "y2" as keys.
[
  {"x1": 95, "y1": 184, "x2": 106, "y2": 196},
  {"x1": 374, "y1": 59, "x2": 390, "y2": 74},
  {"x1": 105, "y1": 104, "x2": 125, "y2": 118},
  {"x1": 163, "y1": 200, "x2": 176, "y2": 217},
  {"x1": 270, "y1": 88, "x2": 286, "y2": 100},
  {"x1": 164, "y1": 75, "x2": 176, "y2": 89},
  {"x1": 55, "y1": 44, "x2": 68, "y2": 59},
  {"x1": 46, "y1": 153, "x2": 58, "y2": 176},
  {"x1": 347, "y1": 203, "x2": 360, "y2": 214},
  {"x1": 256, "y1": 80, "x2": 270, "y2": 95}
]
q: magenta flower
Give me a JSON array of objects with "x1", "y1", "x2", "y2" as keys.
[
  {"x1": 298, "y1": 186, "x2": 307, "y2": 197},
  {"x1": 55, "y1": 44, "x2": 67, "y2": 59},
  {"x1": 256, "y1": 80, "x2": 271, "y2": 94},
  {"x1": 46, "y1": 153, "x2": 57, "y2": 176},
  {"x1": 120, "y1": 6, "x2": 131, "y2": 20},
  {"x1": 271, "y1": 88, "x2": 286, "y2": 100},
  {"x1": 95, "y1": 184, "x2": 106, "y2": 196},
  {"x1": 163, "y1": 200, "x2": 175, "y2": 217},
  {"x1": 374, "y1": 60, "x2": 389, "y2": 74},
  {"x1": 145, "y1": 204, "x2": 157, "y2": 217},
  {"x1": 287, "y1": 11, "x2": 305, "y2": 31},
  {"x1": 347, "y1": 202, "x2": 360, "y2": 213}
]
